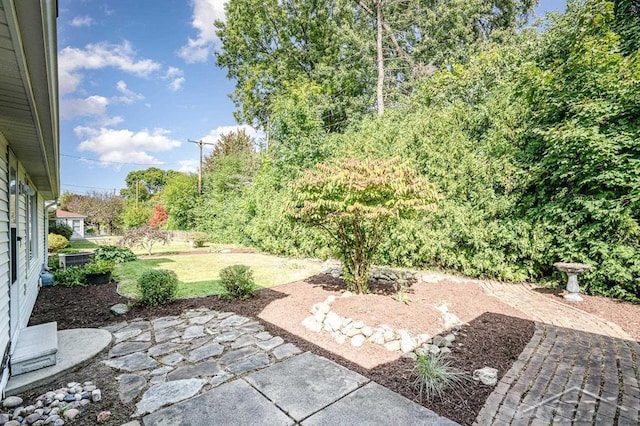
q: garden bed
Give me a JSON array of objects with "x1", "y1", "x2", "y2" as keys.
[{"x1": 28, "y1": 275, "x2": 539, "y2": 425}]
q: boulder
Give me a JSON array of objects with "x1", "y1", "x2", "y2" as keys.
[{"x1": 473, "y1": 367, "x2": 498, "y2": 386}]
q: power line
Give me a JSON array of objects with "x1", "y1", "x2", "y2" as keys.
[
  {"x1": 61, "y1": 153, "x2": 182, "y2": 167},
  {"x1": 61, "y1": 183, "x2": 117, "y2": 191}
]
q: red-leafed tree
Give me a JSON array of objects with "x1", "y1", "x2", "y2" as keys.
[{"x1": 149, "y1": 204, "x2": 168, "y2": 229}]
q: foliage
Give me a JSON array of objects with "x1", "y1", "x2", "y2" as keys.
[
  {"x1": 203, "y1": 129, "x2": 255, "y2": 173},
  {"x1": 122, "y1": 205, "x2": 153, "y2": 229},
  {"x1": 94, "y1": 245, "x2": 137, "y2": 263},
  {"x1": 48, "y1": 234, "x2": 69, "y2": 253},
  {"x1": 120, "y1": 167, "x2": 177, "y2": 202},
  {"x1": 412, "y1": 353, "x2": 470, "y2": 401},
  {"x1": 136, "y1": 269, "x2": 178, "y2": 307},
  {"x1": 289, "y1": 158, "x2": 437, "y2": 293},
  {"x1": 219, "y1": 264, "x2": 257, "y2": 300},
  {"x1": 161, "y1": 172, "x2": 199, "y2": 230},
  {"x1": 149, "y1": 204, "x2": 168, "y2": 229},
  {"x1": 84, "y1": 259, "x2": 115, "y2": 274},
  {"x1": 120, "y1": 225, "x2": 171, "y2": 256},
  {"x1": 53, "y1": 266, "x2": 85, "y2": 287},
  {"x1": 49, "y1": 222, "x2": 73, "y2": 240},
  {"x1": 187, "y1": 232, "x2": 209, "y2": 248},
  {"x1": 60, "y1": 191, "x2": 124, "y2": 233}
]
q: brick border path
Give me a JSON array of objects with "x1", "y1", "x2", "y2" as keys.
[{"x1": 475, "y1": 281, "x2": 640, "y2": 425}]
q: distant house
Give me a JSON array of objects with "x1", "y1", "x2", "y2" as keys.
[
  {"x1": 55, "y1": 210, "x2": 86, "y2": 240},
  {"x1": 0, "y1": 1, "x2": 59, "y2": 392}
]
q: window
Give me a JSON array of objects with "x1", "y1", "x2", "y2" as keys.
[{"x1": 72, "y1": 219, "x2": 81, "y2": 234}]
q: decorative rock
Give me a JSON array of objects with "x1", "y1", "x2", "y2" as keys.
[
  {"x1": 96, "y1": 411, "x2": 111, "y2": 423},
  {"x1": 473, "y1": 367, "x2": 498, "y2": 386},
  {"x1": 188, "y1": 314, "x2": 215, "y2": 325},
  {"x1": 63, "y1": 409, "x2": 79, "y2": 421},
  {"x1": 54, "y1": 393, "x2": 65, "y2": 401},
  {"x1": 256, "y1": 336, "x2": 284, "y2": 351},
  {"x1": 54, "y1": 419, "x2": 65, "y2": 426},
  {"x1": 230, "y1": 334, "x2": 257, "y2": 349},
  {"x1": 167, "y1": 361, "x2": 221, "y2": 381},
  {"x1": 440, "y1": 347, "x2": 452, "y2": 355},
  {"x1": 219, "y1": 315, "x2": 249, "y2": 327},
  {"x1": 310, "y1": 302, "x2": 329, "y2": 315},
  {"x1": 352, "y1": 320, "x2": 365, "y2": 329},
  {"x1": 313, "y1": 310, "x2": 327, "y2": 323},
  {"x1": 5, "y1": 421, "x2": 21, "y2": 426},
  {"x1": 402, "y1": 352, "x2": 418, "y2": 361},
  {"x1": 25, "y1": 413, "x2": 41, "y2": 424},
  {"x1": 3, "y1": 396, "x2": 23, "y2": 408},
  {"x1": 345, "y1": 326, "x2": 361, "y2": 338},
  {"x1": 225, "y1": 353, "x2": 270, "y2": 375},
  {"x1": 109, "y1": 341, "x2": 152, "y2": 358},
  {"x1": 0, "y1": 413, "x2": 8, "y2": 423},
  {"x1": 103, "y1": 353, "x2": 158, "y2": 371},
  {"x1": 398, "y1": 330, "x2": 416, "y2": 353},
  {"x1": 161, "y1": 352, "x2": 184, "y2": 366},
  {"x1": 182, "y1": 325, "x2": 205, "y2": 339},
  {"x1": 135, "y1": 379, "x2": 206, "y2": 415},
  {"x1": 154, "y1": 328, "x2": 180, "y2": 343},
  {"x1": 110, "y1": 303, "x2": 129, "y2": 315},
  {"x1": 324, "y1": 295, "x2": 336, "y2": 305},
  {"x1": 351, "y1": 334, "x2": 366, "y2": 347},
  {"x1": 324, "y1": 311, "x2": 342, "y2": 332},
  {"x1": 148, "y1": 342, "x2": 183, "y2": 357},
  {"x1": 361, "y1": 326, "x2": 374, "y2": 337},
  {"x1": 384, "y1": 340, "x2": 401, "y2": 352},
  {"x1": 341, "y1": 291, "x2": 354, "y2": 298},
  {"x1": 428, "y1": 344, "x2": 441, "y2": 355},
  {"x1": 254, "y1": 331, "x2": 272, "y2": 341},
  {"x1": 91, "y1": 389, "x2": 102, "y2": 402},
  {"x1": 334, "y1": 333, "x2": 346, "y2": 344},
  {"x1": 368, "y1": 331, "x2": 385, "y2": 345}
]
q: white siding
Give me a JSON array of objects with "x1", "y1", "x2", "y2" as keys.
[{"x1": 0, "y1": 134, "x2": 11, "y2": 389}]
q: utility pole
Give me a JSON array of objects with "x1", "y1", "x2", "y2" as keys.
[{"x1": 187, "y1": 139, "x2": 216, "y2": 195}]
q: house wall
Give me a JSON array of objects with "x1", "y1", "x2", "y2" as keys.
[
  {"x1": 0, "y1": 132, "x2": 49, "y2": 390},
  {"x1": 0, "y1": 134, "x2": 11, "y2": 391}
]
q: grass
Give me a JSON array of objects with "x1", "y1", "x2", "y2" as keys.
[
  {"x1": 115, "y1": 252, "x2": 322, "y2": 299},
  {"x1": 412, "y1": 352, "x2": 471, "y2": 401},
  {"x1": 68, "y1": 239, "x2": 100, "y2": 250}
]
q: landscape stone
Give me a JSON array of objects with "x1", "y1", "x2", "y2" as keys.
[
  {"x1": 209, "y1": 372, "x2": 232, "y2": 387},
  {"x1": 399, "y1": 330, "x2": 416, "y2": 353},
  {"x1": 148, "y1": 342, "x2": 183, "y2": 357},
  {"x1": 109, "y1": 341, "x2": 152, "y2": 358},
  {"x1": 245, "y1": 352, "x2": 368, "y2": 421},
  {"x1": 345, "y1": 326, "x2": 361, "y2": 338},
  {"x1": 351, "y1": 335, "x2": 365, "y2": 347},
  {"x1": 182, "y1": 325, "x2": 204, "y2": 339},
  {"x1": 154, "y1": 328, "x2": 179, "y2": 343},
  {"x1": 96, "y1": 411, "x2": 111, "y2": 423},
  {"x1": 334, "y1": 333, "x2": 347, "y2": 344},
  {"x1": 118, "y1": 374, "x2": 147, "y2": 403},
  {"x1": 384, "y1": 340, "x2": 401, "y2": 352},
  {"x1": 256, "y1": 336, "x2": 283, "y2": 351},
  {"x1": 150, "y1": 366, "x2": 173, "y2": 376},
  {"x1": 219, "y1": 315, "x2": 249, "y2": 327},
  {"x1": 142, "y1": 380, "x2": 293, "y2": 426},
  {"x1": 310, "y1": 302, "x2": 330, "y2": 315},
  {"x1": 219, "y1": 346, "x2": 260, "y2": 365},
  {"x1": 3, "y1": 396, "x2": 23, "y2": 408},
  {"x1": 272, "y1": 343, "x2": 301, "y2": 360},
  {"x1": 63, "y1": 408, "x2": 79, "y2": 420},
  {"x1": 113, "y1": 328, "x2": 141, "y2": 343},
  {"x1": 254, "y1": 331, "x2": 272, "y2": 341},
  {"x1": 188, "y1": 342, "x2": 224, "y2": 362},
  {"x1": 225, "y1": 353, "x2": 270, "y2": 375},
  {"x1": 239, "y1": 322, "x2": 264, "y2": 333},
  {"x1": 110, "y1": 303, "x2": 129, "y2": 315},
  {"x1": 473, "y1": 367, "x2": 498, "y2": 386},
  {"x1": 134, "y1": 331, "x2": 151, "y2": 342},
  {"x1": 324, "y1": 311, "x2": 342, "y2": 331},
  {"x1": 188, "y1": 314, "x2": 215, "y2": 325},
  {"x1": 160, "y1": 353, "x2": 184, "y2": 366},
  {"x1": 103, "y1": 353, "x2": 158, "y2": 371},
  {"x1": 215, "y1": 330, "x2": 243, "y2": 342},
  {"x1": 361, "y1": 326, "x2": 374, "y2": 337},
  {"x1": 152, "y1": 317, "x2": 182, "y2": 330},
  {"x1": 302, "y1": 316, "x2": 322, "y2": 333},
  {"x1": 231, "y1": 334, "x2": 257, "y2": 349},
  {"x1": 167, "y1": 361, "x2": 221, "y2": 381},
  {"x1": 135, "y1": 379, "x2": 206, "y2": 416}
]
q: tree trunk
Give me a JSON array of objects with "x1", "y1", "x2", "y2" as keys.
[{"x1": 376, "y1": 0, "x2": 384, "y2": 115}]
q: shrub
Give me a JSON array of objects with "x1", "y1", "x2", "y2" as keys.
[
  {"x1": 120, "y1": 225, "x2": 171, "y2": 255},
  {"x1": 412, "y1": 353, "x2": 470, "y2": 401},
  {"x1": 137, "y1": 269, "x2": 178, "y2": 307},
  {"x1": 219, "y1": 265, "x2": 257, "y2": 300},
  {"x1": 53, "y1": 266, "x2": 85, "y2": 287},
  {"x1": 94, "y1": 245, "x2": 137, "y2": 263},
  {"x1": 49, "y1": 223, "x2": 73, "y2": 240},
  {"x1": 84, "y1": 259, "x2": 115, "y2": 274},
  {"x1": 188, "y1": 232, "x2": 209, "y2": 248},
  {"x1": 48, "y1": 234, "x2": 69, "y2": 253}
]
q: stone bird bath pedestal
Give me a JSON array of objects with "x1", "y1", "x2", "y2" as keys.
[{"x1": 553, "y1": 262, "x2": 591, "y2": 302}]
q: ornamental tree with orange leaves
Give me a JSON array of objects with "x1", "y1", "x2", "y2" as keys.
[{"x1": 288, "y1": 157, "x2": 438, "y2": 294}]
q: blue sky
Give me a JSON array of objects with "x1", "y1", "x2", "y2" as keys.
[{"x1": 57, "y1": 0, "x2": 565, "y2": 196}]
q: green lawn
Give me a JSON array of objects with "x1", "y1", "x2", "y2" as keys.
[
  {"x1": 68, "y1": 239, "x2": 100, "y2": 250},
  {"x1": 115, "y1": 252, "x2": 322, "y2": 299}
]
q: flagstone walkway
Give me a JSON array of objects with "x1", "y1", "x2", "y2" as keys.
[
  {"x1": 102, "y1": 308, "x2": 457, "y2": 425},
  {"x1": 475, "y1": 281, "x2": 640, "y2": 425}
]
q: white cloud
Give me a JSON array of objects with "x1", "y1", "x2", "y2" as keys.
[
  {"x1": 75, "y1": 127, "x2": 182, "y2": 165},
  {"x1": 113, "y1": 80, "x2": 145, "y2": 104},
  {"x1": 178, "y1": 0, "x2": 227, "y2": 63},
  {"x1": 178, "y1": 159, "x2": 199, "y2": 173},
  {"x1": 163, "y1": 67, "x2": 185, "y2": 91},
  {"x1": 200, "y1": 124, "x2": 263, "y2": 148},
  {"x1": 71, "y1": 15, "x2": 94, "y2": 27},
  {"x1": 60, "y1": 95, "x2": 109, "y2": 119},
  {"x1": 58, "y1": 41, "x2": 161, "y2": 95}
]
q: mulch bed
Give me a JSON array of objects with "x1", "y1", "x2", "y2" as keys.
[{"x1": 27, "y1": 279, "x2": 534, "y2": 426}]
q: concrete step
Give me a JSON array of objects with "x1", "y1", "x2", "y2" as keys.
[{"x1": 11, "y1": 322, "x2": 58, "y2": 375}]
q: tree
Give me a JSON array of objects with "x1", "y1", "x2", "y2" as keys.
[
  {"x1": 120, "y1": 167, "x2": 173, "y2": 202},
  {"x1": 204, "y1": 129, "x2": 254, "y2": 172},
  {"x1": 149, "y1": 204, "x2": 168, "y2": 229},
  {"x1": 161, "y1": 173, "x2": 200, "y2": 230},
  {"x1": 120, "y1": 225, "x2": 171, "y2": 256},
  {"x1": 288, "y1": 157, "x2": 437, "y2": 293},
  {"x1": 60, "y1": 191, "x2": 124, "y2": 234},
  {"x1": 122, "y1": 205, "x2": 153, "y2": 229}
]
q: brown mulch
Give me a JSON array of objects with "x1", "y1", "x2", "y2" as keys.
[
  {"x1": 27, "y1": 276, "x2": 535, "y2": 426},
  {"x1": 534, "y1": 287, "x2": 640, "y2": 341}
]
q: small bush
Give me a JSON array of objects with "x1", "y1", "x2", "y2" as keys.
[
  {"x1": 84, "y1": 259, "x2": 115, "y2": 274},
  {"x1": 94, "y1": 245, "x2": 137, "y2": 263},
  {"x1": 48, "y1": 234, "x2": 69, "y2": 253},
  {"x1": 137, "y1": 269, "x2": 178, "y2": 307},
  {"x1": 53, "y1": 266, "x2": 85, "y2": 287},
  {"x1": 188, "y1": 232, "x2": 209, "y2": 248},
  {"x1": 49, "y1": 223, "x2": 73, "y2": 240},
  {"x1": 219, "y1": 265, "x2": 257, "y2": 300},
  {"x1": 412, "y1": 353, "x2": 470, "y2": 401}
]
